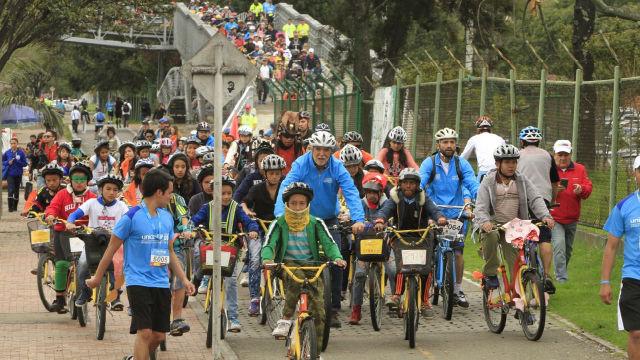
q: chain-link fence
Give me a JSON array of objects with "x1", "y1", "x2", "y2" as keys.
[{"x1": 377, "y1": 67, "x2": 640, "y2": 229}]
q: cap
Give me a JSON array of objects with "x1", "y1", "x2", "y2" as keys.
[
  {"x1": 634, "y1": 156, "x2": 640, "y2": 170},
  {"x1": 309, "y1": 48, "x2": 314, "y2": 53},
  {"x1": 553, "y1": 140, "x2": 572, "y2": 154},
  {"x1": 245, "y1": 103, "x2": 251, "y2": 109},
  {"x1": 159, "y1": 117, "x2": 169, "y2": 123}
]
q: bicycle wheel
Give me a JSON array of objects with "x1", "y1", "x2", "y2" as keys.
[
  {"x1": 368, "y1": 264, "x2": 384, "y2": 331},
  {"x1": 159, "y1": 341, "x2": 167, "y2": 351},
  {"x1": 182, "y1": 250, "x2": 192, "y2": 308},
  {"x1": 259, "y1": 285, "x2": 269, "y2": 326},
  {"x1": 206, "y1": 300, "x2": 213, "y2": 348},
  {"x1": 299, "y1": 318, "x2": 318, "y2": 360},
  {"x1": 405, "y1": 276, "x2": 419, "y2": 349},
  {"x1": 482, "y1": 278, "x2": 507, "y2": 334},
  {"x1": 75, "y1": 267, "x2": 87, "y2": 327},
  {"x1": 220, "y1": 309, "x2": 227, "y2": 339},
  {"x1": 266, "y1": 277, "x2": 285, "y2": 330},
  {"x1": 96, "y1": 275, "x2": 107, "y2": 340},
  {"x1": 37, "y1": 254, "x2": 56, "y2": 312},
  {"x1": 521, "y1": 271, "x2": 546, "y2": 341},
  {"x1": 441, "y1": 252, "x2": 454, "y2": 320},
  {"x1": 321, "y1": 267, "x2": 331, "y2": 352},
  {"x1": 68, "y1": 268, "x2": 77, "y2": 320},
  {"x1": 431, "y1": 269, "x2": 440, "y2": 306}
]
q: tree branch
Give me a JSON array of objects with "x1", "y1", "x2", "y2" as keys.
[{"x1": 592, "y1": 0, "x2": 640, "y2": 22}]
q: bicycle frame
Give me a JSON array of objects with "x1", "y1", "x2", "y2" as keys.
[
  {"x1": 262, "y1": 267, "x2": 285, "y2": 299},
  {"x1": 433, "y1": 237, "x2": 457, "y2": 290}
]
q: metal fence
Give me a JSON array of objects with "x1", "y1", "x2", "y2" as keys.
[{"x1": 382, "y1": 66, "x2": 640, "y2": 229}]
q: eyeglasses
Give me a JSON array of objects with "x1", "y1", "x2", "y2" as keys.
[{"x1": 70, "y1": 175, "x2": 88, "y2": 182}]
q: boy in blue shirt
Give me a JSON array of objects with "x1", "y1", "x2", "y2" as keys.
[
  {"x1": 93, "y1": 108, "x2": 106, "y2": 141},
  {"x1": 601, "y1": 155, "x2": 640, "y2": 359}
]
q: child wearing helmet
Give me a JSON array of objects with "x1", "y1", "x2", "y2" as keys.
[
  {"x1": 51, "y1": 143, "x2": 74, "y2": 176},
  {"x1": 262, "y1": 182, "x2": 347, "y2": 347},
  {"x1": 233, "y1": 142, "x2": 274, "y2": 203},
  {"x1": 123, "y1": 158, "x2": 154, "y2": 206},
  {"x1": 375, "y1": 126, "x2": 419, "y2": 179},
  {"x1": 158, "y1": 137, "x2": 174, "y2": 166},
  {"x1": 90, "y1": 140, "x2": 117, "y2": 187},
  {"x1": 167, "y1": 153, "x2": 201, "y2": 204},
  {"x1": 190, "y1": 176, "x2": 260, "y2": 333},
  {"x1": 224, "y1": 125, "x2": 254, "y2": 171},
  {"x1": 25, "y1": 164, "x2": 66, "y2": 216},
  {"x1": 70, "y1": 138, "x2": 86, "y2": 161},
  {"x1": 116, "y1": 142, "x2": 137, "y2": 183},
  {"x1": 339, "y1": 144, "x2": 365, "y2": 198},
  {"x1": 196, "y1": 121, "x2": 214, "y2": 147},
  {"x1": 184, "y1": 137, "x2": 202, "y2": 171},
  {"x1": 333, "y1": 131, "x2": 373, "y2": 165}
]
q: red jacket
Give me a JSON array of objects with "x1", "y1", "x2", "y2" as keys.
[
  {"x1": 45, "y1": 185, "x2": 96, "y2": 231},
  {"x1": 550, "y1": 161, "x2": 592, "y2": 224}
]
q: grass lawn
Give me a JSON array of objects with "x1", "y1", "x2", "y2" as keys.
[{"x1": 463, "y1": 235, "x2": 627, "y2": 350}]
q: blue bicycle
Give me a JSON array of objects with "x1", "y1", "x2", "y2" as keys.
[{"x1": 431, "y1": 204, "x2": 472, "y2": 320}]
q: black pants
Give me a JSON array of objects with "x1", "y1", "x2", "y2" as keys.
[
  {"x1": 6, "y1": 175, "x2": 20, "y2": 211},
  {"x1": 71, "y1": 119, "x2": 78, "y2": 133},
  {"x1": 258, "y1": 79, "x2": 269, "y2": 102}
]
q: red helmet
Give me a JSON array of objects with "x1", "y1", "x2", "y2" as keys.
[{"x1": 362, "y1": 172, "x2": 387, "y2": 192}]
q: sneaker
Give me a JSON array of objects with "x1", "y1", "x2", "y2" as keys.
[
  {"x1": 30, "y1": 268, "x2": 38, "y2": 275},
  {"x1": 272, "y1": 319, "x2": 292, "y2": 338},
  {"x1": 198, "y1": 276, "x2": 210, "y2": 294},
  {"x1": 111, "y1": 299, "x2": 124, "y2": 311},
  {"x1": 50, "y1": 298, "x2": 68, "y2": 314},
  {"x1": 544, "y1": 278, "x2": 556, "y2": 295},
  {"x1": 420, "y1": 306, "x2": 435, "y2": 318},
  {"x1": 329, "y1": 313, "x2": 341, "y2": 328},
  {"x1": 228, "y1": 319, "x2": 242, "y2": 333},
  {"x1": 484, "y1": 276, "x2": 500, "y2": 290},
  {"x1": 248, "y1": 298, "x2": 260, "y2": 317},
  {"x1": 240, "y1": 272, "x2": 249, "y2": 287},
  {"x1": 456, "y1": 291, "x2": 470, "y2": 308},
  {"x1": 170, "y1": 319, "x2": 191, "y2": 336}
]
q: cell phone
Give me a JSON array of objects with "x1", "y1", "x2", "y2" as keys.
[{"x1": 560, "y1": 178, "x2": 569, "y2": 187}]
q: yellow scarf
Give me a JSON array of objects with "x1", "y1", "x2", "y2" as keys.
[{"x1": 284, "y1": 205, "x2": 310, "y2": 232}]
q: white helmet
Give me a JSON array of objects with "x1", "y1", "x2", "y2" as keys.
[
  {"x1": 261, "y1": 154, "x2": 286, "y2": 171},
  {"x1": 388, "y1": 126, "x2": 407, "y2": 143},
  {"x1": 493, "y1": 144, "x2": 520, "y2": 160},
  {"x1": 398, "y1": 168, "x2": 421, "y2": 183},
  {"x1": 339, "y1": 144, "x2": 363, "y2": 166},
  {"x1": 201, "y1": 151, "x2": 217, "y2": 164},
  {"x1": 159, "y1": 138, "x2": 173, "y2": 148},
  {"x1": 364, "y1": 159, "x2": 385, "y2": 172},
  {"x1": 308, "y1": 131, "x2": 336, "y2": 148},
  {"x1": 195, "y1": 146, "x2": 212, "y2": 157},
  {"x1": 434, "y1": 127, "x2": 458, "y2": 141},
  {"x1": 151, "y1": 143, "x2": 160, "y2": 152},
  {"x1": 238, "y1": 125, "x2": 253, "y2": 136}
]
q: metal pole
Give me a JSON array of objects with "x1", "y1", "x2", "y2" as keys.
[
  {"x1": 183, "y1": 67, "x2": 193, "y2": 124},
  {"x1": 212, "y1": 42, "x2": 224, "y2": 360},
  {"x1": 571, "y1": 69, "x2": 582, "y2": 161},
  {"x1": 509, "y1": 69, "x2": 517, "y2": 145},
  {"x1": 432, "y1": 71, "x2": 443, "y2": 149},
  {"x1": 537, "y1": 68, "x2": 547, "y2": 130},
  {"x1": 412, "y1": 75, "x2": 420, "y2": 156},
  {"x1": 395, "y1": 77, "x2": 402, "y2": 127},
  {"x1": 609, "y1": 65, "x2": 621, "y2": 211},
  {"x1": 455, "y1": 68, "x2": 464, "y2": 133},
  {"x1": 480, "y1": 66, "x2": 487, "y2": 116}
]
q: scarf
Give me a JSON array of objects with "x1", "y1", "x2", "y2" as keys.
[{"x1": 284, "y1": 204, "x2": 310, "y2": 232}]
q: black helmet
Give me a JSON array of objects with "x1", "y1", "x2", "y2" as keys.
[
  {"x1": 118, "y1": 141, "x2": 136, "y2": 154},
  {"x1": 299, "y1": 110, "x2": 311, "y2": 119},
  {"x1": 41, "y1": 163, "x2": 64, "y2": 178},
  {"x1": 197, "y1": 122, "x2": 211, "y2": 132},
  {"x1": 197, "y1": 163, "x2": 214, "y2": 183},
  {"x1": 221, "y1": 175, "x2": 236, "y2": 189},
  {"x1": 253, "y1": 141, "x2": 274, "y2": 159},
  {"x1": 283, "y1": 182, "x2": 314, "y2": 203},
  {"x1": 97, "y1": 174, "x2": 124, "y2": 190},
  {"x1": 70, "y1": 162, "x2": 92, "y2": 181},
  {"x1": 94, "y1": 140, "x2": 110, "y2": 154},
  {"x1": 71, "y1": 138, "x2": 82, "y2": 147}
]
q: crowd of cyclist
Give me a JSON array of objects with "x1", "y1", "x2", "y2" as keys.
[{"x1": 13, "y1": 105, "x2": 608, "y2": 359}]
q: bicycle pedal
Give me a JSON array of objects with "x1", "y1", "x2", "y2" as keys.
[{"x1": 274, "y1": 335, "x2": 287, "y2": 340}]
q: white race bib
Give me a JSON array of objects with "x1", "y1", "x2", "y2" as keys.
[
  {"x1": 402, "y1": 249, "x2": 427, "y2": 265},
  {"x1": 443, "y1": 220, "x2": 464, "y2": 237},
  {"x1": 150, "y1": 248, "x2": 169, "y2": 267}
]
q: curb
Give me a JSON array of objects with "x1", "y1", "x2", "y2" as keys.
[{"x1": 462, "y1": 271, "x2": 626, "y2": 358}]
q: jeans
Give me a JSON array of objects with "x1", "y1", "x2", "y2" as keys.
[
  {"x1": 551, "y1": 222, "x2": 577, "y2": 281},
  {"x1": 224, "y1": 262, "x2": 240, "y2": 322},
  {"x1": 351, "y1": 253, "x2": 396, "y2": 306},
  {"x1": 247, "y1": 236, "x2": 262, "y2": 300},
  {"x1": 324, "y1": 218, "x2": 343, "y2": 311}
]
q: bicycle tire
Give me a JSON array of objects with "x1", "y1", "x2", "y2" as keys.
[
  {"x1": 368, "y1": 264, "x2": 383, "y2": 331},
  {"x1": 521, "y1": 271, "x2": 546, "y2": 341},
  {"x1": 206, "y1": 299, "x2": 213, "y2": 348},
  {"x1": 68, "y1": 267, "x2": 77, "y2": 320},
  {"x1": 259, "y1": 286, "x2": 269, "y2": 325},
  {"x1": 300, "y1": 318, "x2": 318, "y2": 360},
  {"x1": 267, "y1": 278, "x2": 285, "y2": 330},
  {"x1": 482, "y1": 279, "x2": 507, "y2": 334},
  {"x1": 37, "y1": 254, "x2": 56, "y2": 312},
  {"x1": 431, "y1": 269, "x2": 440, "y2": 306},
  {"x1": 220, "y1": 309, "x2": 227, "y2": 339},
  {"x1": 159, "y1": 340, "x2": 167, "y2": 351},
  {"x1": 406, "y1": 276, "x2": 419, "y2": 349},
  {"x1": 182, "y1": 249, "x2": 192, "y2": 308},
  {"x1": 441, "y1": 252, "x2": 454, "y2": 320},
  {"x1": 96, "y1": 275, "x2": 107, "y2": 340},
  {"x1": 321, "y1": 267, "x2": 331, "y2": 352}
]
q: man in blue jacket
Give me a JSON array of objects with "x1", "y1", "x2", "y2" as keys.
[
  {"x1": 419, "y1": 128, "x2": 479, "y2": 308},
  {"x1": 3, "y1": 137, "x2": 27, "y2": 212},
  {"x1": 274, "y1": 130, "x2": 365, "y2": 328}
]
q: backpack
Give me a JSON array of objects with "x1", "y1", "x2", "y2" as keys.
[
  {"x1": 426, "y1": 153, "x2": 463, "y2": 188},
  {"x1": 123, "y1": 103, "x2": 130, "y2": 113}
]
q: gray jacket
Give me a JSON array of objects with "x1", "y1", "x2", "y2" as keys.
[{"x1": 473, "y1": 169, "x2": 551, "y2": 230}]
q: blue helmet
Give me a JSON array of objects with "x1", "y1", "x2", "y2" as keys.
[{"x1": 519, "y1": 126, "x2": 542, "y2": 142}]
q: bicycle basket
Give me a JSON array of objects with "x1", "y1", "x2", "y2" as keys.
[
  {"x1": 392, "y1": 233, "x2": 434, "y2": 275},
  {"x1": 80, "y1": 229, "x2": 111, "y2": 270},
  {"x1": 28, "y1": 219, "x2": 51, "y2": 253},
  {"x1": 355, "y1": 229, "x2": 389, "y2": 262},
  {"x1": 200, "y1": 242, "x2": 238, "y2": 277}
]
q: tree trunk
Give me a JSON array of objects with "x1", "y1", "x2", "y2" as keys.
[{"x1": 573, "y1": 0, "x2": 596, "y2": 168}]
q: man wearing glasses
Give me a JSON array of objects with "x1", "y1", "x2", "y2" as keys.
[
  {"x1": 274, "y1": 121, "x2": 304, "y2": 175},
  {"x1": 333, "y1": 131, "x2": 373, "y2": 165}
]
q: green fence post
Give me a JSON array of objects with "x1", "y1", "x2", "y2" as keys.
[
  {"x1": 343, "y1": 68, "x2": 363, "y2": 132},
  {"x1": 269, "y1": 81, "x2": 284, "y2": 124},
  {"x1": 609, "y1": 65, "x2": 621, "y2": 211},
  {"x1": 300, "y1": 77, "x2": 312, "y2": 112},
  {"x1": 571, "y1": 69, "x2": 582, "y2": 161},
  {"x1": 395, "y1": 77, "x2": 402, "y2": 127},
  {"x1": 412, "y1": 75, "x2": 421, "y2": 156},
  {"x1": 318, "y1": 75, "x2": 336, "y2": 133},
  {"x1": 432, "y1": 71, "x2": 443, "y2": 149},
  {"x1": 480, "y1": 66, "x2": 487, "y2": 116},
  {"x1": 537, "y1": 68, "x2": 546, "y2": 130},
  {"x1": 509, "y1": 69, "x2": 517, "y2": 145},
  {"x1": 330, "y1": 69, "x2": 349, "y2": 134},
  {"x1": 455, "y1": 69, "x2": 464, "y2": 133},
  {"x1": 315, "y1": 78, "x2": 326, "y2": 124}
]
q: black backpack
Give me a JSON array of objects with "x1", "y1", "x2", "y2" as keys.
[
  {"x1": 425, "y1": 153, "x2": 463, "y2": 188},
  {"x1": 123, "y1": 103, "x2": 130, "y2": 112}
]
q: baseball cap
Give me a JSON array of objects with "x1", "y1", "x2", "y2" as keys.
[
  {"x1": 159, "y1": 117, "x2": 169, "y2": 123},
  {"x1": 553, "y1": 140, "x2": 572, "y2": 154},
  {"x1": 634, "y1": 155, "x2": 640, "y2": 170}
]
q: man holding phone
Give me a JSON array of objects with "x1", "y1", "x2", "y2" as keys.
[{"x1": 551, "y1": 140, "x2": 592, "y2": 283}]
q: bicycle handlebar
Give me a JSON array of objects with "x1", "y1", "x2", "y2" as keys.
[
  {"x1": 263, "y1": 262, "x2": 331, "y2": 284},
  {"x1": 381, "y1": 225, "x2": 436, "y2": 246},
  {"x1": 194, "y1": 226, "x2": 241, "y2": 244}
]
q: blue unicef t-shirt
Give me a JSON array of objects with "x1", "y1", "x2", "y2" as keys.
[
  {"x1": 113, "y1": 201, "x2": 175, "y2": 288},
  {"x1": 603, "y1": 191, "x2": 640, "y2": 281}
]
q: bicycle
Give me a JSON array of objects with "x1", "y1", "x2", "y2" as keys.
[
  {"x1": 265, "y1": 261, "x2": 331, "y2": 360},
  {"x1": 475, "y1": 219, "x2": 548, "y2": 341},
  {"x1": 178, "y1": 235, "x2": 195, "y2": 309},
  {"x1": 196, "y1": 227, "x2": 241, "y2": 348},
  {"x1": 431, "y1": 204, "x2": 472, "y2": 320},
  {"x1": 383, "y1": 225, "x2": 436, "y2": 349}
]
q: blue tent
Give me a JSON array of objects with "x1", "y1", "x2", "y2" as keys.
[{"x1": 0, "y1": 104, "x2": 40, "y2": 126}]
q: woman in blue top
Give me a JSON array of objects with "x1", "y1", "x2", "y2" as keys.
[{"x1": 3, "y1": 137, "x2": 27, "y2": 212}]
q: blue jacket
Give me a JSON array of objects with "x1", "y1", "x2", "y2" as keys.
[
  {"x1": 419, "y1": 154, "x2": 479, "y2": 219},
  {"x1": 2, "y1": 148, "x2": 27, "y2": 178},
  {"x1": 191, "y1": 200, "x2": 259, "y2": 234},
  {"x1": 274, "y1": 152, "x2": 365, "y2": 222},
  {"x1": 263, "y1": 2, "x2": 276, "y2": 14},
  {"x1": 233, "y1": 170, "x2": 263, "y2": 203}
]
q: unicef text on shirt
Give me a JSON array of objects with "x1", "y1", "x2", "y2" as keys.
[{"x1": 141, "y1": 234, "x2": 170, "y2": 243}]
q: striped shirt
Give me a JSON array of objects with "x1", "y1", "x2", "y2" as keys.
[{"x1": 284, "y1": 231, "x2": 313, "y2": 261}]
